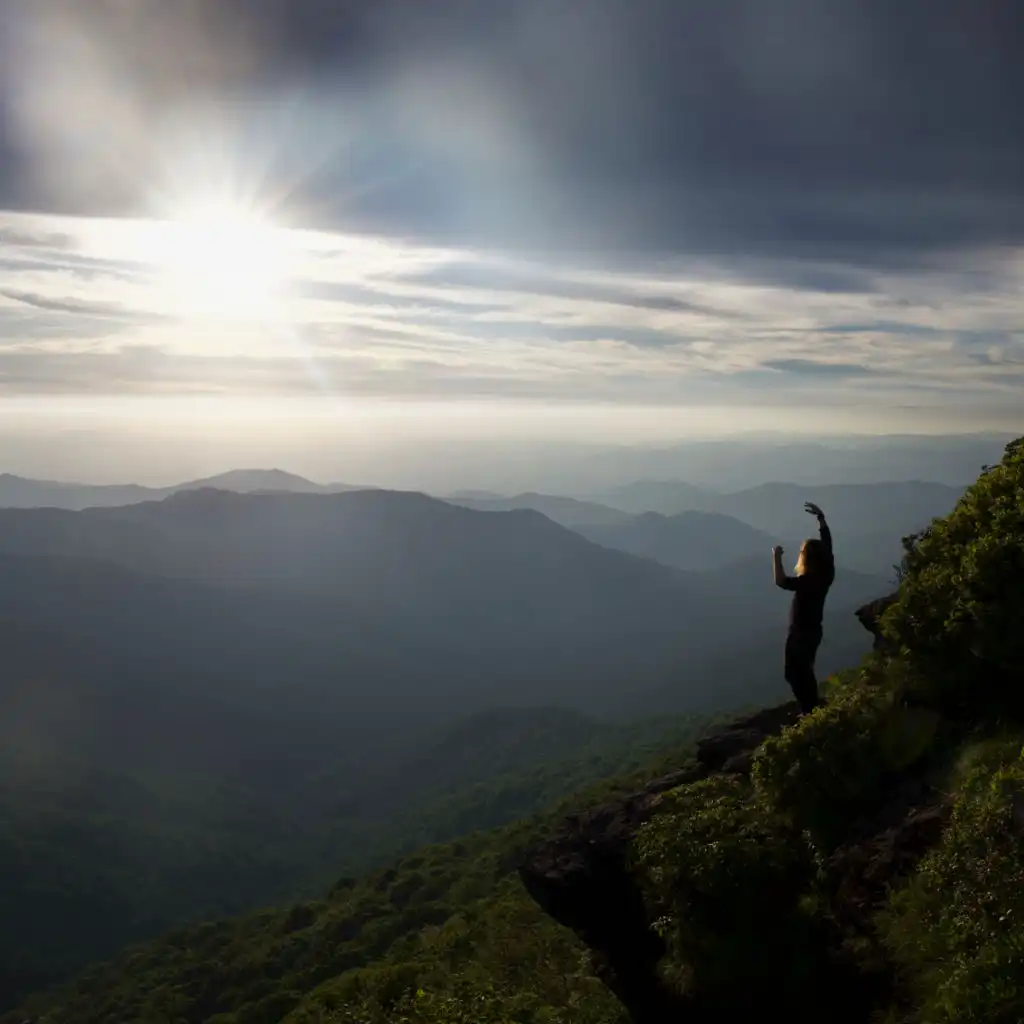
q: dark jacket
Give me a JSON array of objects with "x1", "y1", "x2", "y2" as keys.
[{"x1": 777, "y1": 520, "x2": 835, "y2": 633}]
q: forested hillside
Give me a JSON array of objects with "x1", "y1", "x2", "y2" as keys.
[
  {"x1": 0, "y1": 657, "x2": 712, "y2": 1013},
  {"x1": 4, "y1": 718, "x2": 720, "y2": 1024},
  {"x1": 9, "y1": 437, "x2": 1023, "y2": 1024}
]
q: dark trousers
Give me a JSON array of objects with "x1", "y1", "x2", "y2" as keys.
[{"x1": 785, "y1": 628, "x2": 823, "y2": 713}]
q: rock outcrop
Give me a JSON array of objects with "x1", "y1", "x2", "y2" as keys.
[
  {"x1": 855, "y1": 593, "x2": 899, "y2": 650},
  {"x1": 828, "y1": 799, "x2": 947, "y2": 940},
  {"x1": 518, "y1": 703, "x2": 803, "y2": 1024}
]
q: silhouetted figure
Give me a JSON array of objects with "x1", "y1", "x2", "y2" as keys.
[{"x1": 772, "y1": 503, "x2": 835, "y2": 714}]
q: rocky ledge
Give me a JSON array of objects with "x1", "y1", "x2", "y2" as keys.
[{"x1": 855, "y1": 592, "x2": 899, "y2": 650}]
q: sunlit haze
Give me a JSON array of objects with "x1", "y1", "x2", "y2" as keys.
[{"x1": 130, "y1": 204, "x2": 293, "y2": 320}]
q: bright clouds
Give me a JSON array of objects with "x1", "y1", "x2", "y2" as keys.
[{"x1": 1, "y1": 208, "x2": 1023, "y2": 422}]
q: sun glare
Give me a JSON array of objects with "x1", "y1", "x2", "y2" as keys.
[{"x1": 147, "y1": 202, "x2": 293, "y2": 320}]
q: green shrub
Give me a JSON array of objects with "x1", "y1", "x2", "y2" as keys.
[
  {"x1": 289, "y1": 880, "x2": 626, "y2": 1024},
  {"x1": 884, "y1": 436, "x2": 1024, "y2": 719},
  {"x1": 323, "y1": 978, "x2": 605, "y2": 1024},
  {"x1": 633, "y1": 775, "x2": 816, "y2": 1000},
  {"x1": 880, "y1": 741, "x2": 1024, "y2": 1023},
  {"x1": 752, "y1": 677, "x2": 939, "y2": 849}
]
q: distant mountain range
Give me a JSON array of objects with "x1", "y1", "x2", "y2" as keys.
[
  {"x1": 0, "y1": 484, "x2": 888, "y2": 796},
  {"x1": 453, "y1": 480, "x2": 965, "y2": 576},
  {"x1": 0, "y1": 490, "x2": 734, "y2": 718},
  {"x1": 449, "y1": 491, "x2": 633, "y2": 527},
  {"x1": 0, "y1": 486, "x2": 890, "y2": 728},
  {"x1": 0, "y1": 468, "x2": 366, "y2": 510},
  {"x1": 591, "y1": 480, "x2": 714, "y2": 516},
  {"x1": 577, "y1": 510, "x2": 774, "y2": 571},
  {"x1": 0, "y1": 468, "x2": 963, "y2": 577},
  {"x1": 590, "y1": 477, "x2": 963, "y2": 527}
]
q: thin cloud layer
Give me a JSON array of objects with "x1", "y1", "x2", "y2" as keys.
[{"x1": 1, "y1": 209, "x2": 1022, "y2": 414}]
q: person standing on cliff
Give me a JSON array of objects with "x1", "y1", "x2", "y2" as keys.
[{"x1": 772, "y1": 502, "x2": 835, "y2": 714}]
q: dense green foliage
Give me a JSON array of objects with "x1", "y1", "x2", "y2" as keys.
[
  {"x1": 0, "y1": 700, "x2": 711, "y2": 1012},
  {"x1": 3, "y1": 720, "x2": 724, "y2": 1024},
  {"x1": 753, "y1": 666, "x2": 941, "y2": 847},
  {"x1": 880, "y1": 740, "x2": 1024, "y2": 1023},
  {"x1": 300, "y1": 879, "x2": 625, "y2": 1024},
  {"x1": 885, "y1": 437, "x2": 1024, "y2": 718},
  {"x1": 634, "y1": 775, "x2": 819, "y2": 1004}
]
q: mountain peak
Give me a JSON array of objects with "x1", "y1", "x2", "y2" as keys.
[{"x1": 178, "y1": 469, "x2": 323, "y2": 493}]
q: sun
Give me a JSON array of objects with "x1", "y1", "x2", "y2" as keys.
[{"x1": 148, "y1": 201, "x2": 292, "y2": 320}]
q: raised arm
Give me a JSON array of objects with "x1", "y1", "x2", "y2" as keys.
[
  {"x1": 805, "y1": 503, "x2": 835, "y2": 572},
  {"x1": 818, "y1": 517, "x2": 832, "y2": 554},
  {"x1": 773, "y1": 545, "x2": 797, "y2": 589}
]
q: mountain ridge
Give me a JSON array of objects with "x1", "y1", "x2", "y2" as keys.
[
  {"x1": 448, "y1": 491, "x2": 633, "y2": 528},
  {"x1": 579, "y1": 509, "x2": 775, "y2": 572},
  {"x1": 0, "y1": 469, "x2": 965, "y2": 578},
  {"x1": 0, "y1": 469, "x2": 372, "y2": 510}
]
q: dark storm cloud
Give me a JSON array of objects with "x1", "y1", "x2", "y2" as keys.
[{"x1": 0, "y1": 0, "x2": 1021, "y2": 263}]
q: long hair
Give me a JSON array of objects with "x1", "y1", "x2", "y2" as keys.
[{"x1": 795, "y1": 538, "x2": 828, "y2": 577}]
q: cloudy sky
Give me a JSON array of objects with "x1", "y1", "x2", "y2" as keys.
[{"x1": 0, "y1": 0, "x2": 1022, "y2": 474}]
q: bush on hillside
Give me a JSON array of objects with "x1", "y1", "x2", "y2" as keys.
[
  {"x1": 883, "y1": 436, "x2": 1024, "y2": 720},
  {"x1": 879, "y1": 740, "x2": 1024, "y2": 1024},
  {"x1": 632, "y1": 775, "x2": 818, "y2": 1003},
  {"x1": 752, "y1": 673, "x2": 941, "y2": 850},
  {"x1": 324, "y1": 980, "x2": 615, "y2": 1024},
  {"x1": 301, "y1": 881, "x2": 625, "y2": 1024}
]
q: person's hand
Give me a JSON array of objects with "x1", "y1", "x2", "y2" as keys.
[
  {"x1": 772, "y1": 545, "x2": 784, "y2": 557},
  {"x1": 804, "y1": 502, "x2": 825, "y2": 519}
]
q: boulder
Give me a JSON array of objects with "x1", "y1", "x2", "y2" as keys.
[{"x1": 855, "y1": 593, "x2": 899, "y2": 651}]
